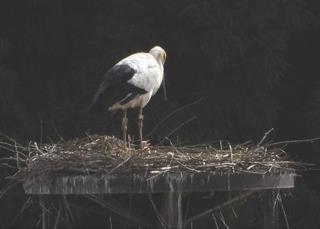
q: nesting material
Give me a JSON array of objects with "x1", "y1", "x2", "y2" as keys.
[{"x1": 12, "y1": 134, "x2": 301, "y2": 181}]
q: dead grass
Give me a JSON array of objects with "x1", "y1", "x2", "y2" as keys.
[{"x1": 1, "y1": 133, "x2": 310, "y2": 182}]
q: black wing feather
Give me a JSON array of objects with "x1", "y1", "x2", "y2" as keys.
[{"x1": 89, "y1": 64, "x2": 147, "y2": 112}]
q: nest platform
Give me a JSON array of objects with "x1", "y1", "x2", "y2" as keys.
[
  {"x1": 17, "y1": 135, "x2": 296, "y2": 194},
  {"x1": 1, "y1": 134, "x2": 303, "y2": 228}
]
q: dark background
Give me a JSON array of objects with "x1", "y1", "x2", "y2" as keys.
[{"x1": 0, "y1": 0, "x2": 320, "y2": 228}]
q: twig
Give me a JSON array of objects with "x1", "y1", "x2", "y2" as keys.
[
  {"x1": 106, "y1": 155, "x2": 134, "y2": 175},
  {"x1": 10, "y1": 196, "x2": 33, "y2": 228},
  {"x1": 158, "y1": 116, "x2": 197, "y2": 145},
  {"x1": 54, "y1": 204, "x2": 61, "y2": 229},
  {"x1": 278, "y1": 193, "x2": 290, "y2": 229},
  {"x1": 0, "y1": 141, "x2": 26, "y2": 152},
  {"x1": 231, "y1": 206, "x2": 238, "y2": 218},
  {"x1": 51, "y1": 122, "x2": 65, "y2": 142},
  {"x1": 148, "y1": 194, "x2": 167, "y2": 228},
  {"x1": 0, "y1": 132, "x2": 23, "y2": 146},
  {"x1": 0, "y1": 163, "x2": 18, "y2": 169},
  {"x1": 0, "y1": 144, "x2": 25, "y2": 158},
  {"x1": 185, "y1": 191, "x2": 257, "y2": 225},
  {"x1": 86, "y1": 195, "x2": 151, "y2": 227},
  {"x1": 63, "y1": 204, "x2": 73, "y2": 229},
  {"x1": 15, "y1": 141, "x2": 20, "y2": 169},
  {"x1": 63, "y1": 195, "x2": 75, "y2": 224},
  {"x1": 145, "y1": 97, "x2": 204, "y2": 138},
  {"x1": 39, "y1": 196, "x2": 49, "y2": 229},
  {"x1": 272, "y1": 190, "x2": 280, "y2": 222},
  {"x1": 175, "y1": 160, "x2": 201, "y2": 173},
  {"x1": 219, "y1": 211, "x2": 229, "y2": 229},
  {"x1": 0, "y1": 181, "x2": 20, "y2": 200},
  {"x1": 212, "y1": 213, "x2": 219, "y2": 229},
  {"x1": 258, "y1": 128, "x2": 274, "y2": 147},
  {"x1": 266, "y1": 137, "x2": 320, "y2": 147}
]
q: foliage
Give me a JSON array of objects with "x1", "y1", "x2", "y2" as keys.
[
  {"x1": 0, "y1": 0, "x2": 314, "y2": 143},
  {"x1": 0, "y1": 0, "x2": 319, "y2": 227}
]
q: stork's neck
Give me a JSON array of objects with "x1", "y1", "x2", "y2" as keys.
[
  {"x1": 151, "y1": 55, "x2": 164, "y2": 66},
  {"x1": 149, "y1": 54, "x2": 164, "y2": 76}
]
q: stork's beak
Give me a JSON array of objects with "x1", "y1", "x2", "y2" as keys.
[{"x1": 162, "y1": 75, "x2": 167, "y2": 101}]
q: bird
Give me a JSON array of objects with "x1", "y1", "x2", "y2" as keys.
[{"x1": 90, "y1": 46, "x2": 167, "y2": 149}]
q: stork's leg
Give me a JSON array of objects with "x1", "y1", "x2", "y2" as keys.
[
  {"x1": 137, "y1": 107, "x2": 144, "y2": 149},
  {"x1": 121, "y1": 109, "x2": 128, "y2": 147}
]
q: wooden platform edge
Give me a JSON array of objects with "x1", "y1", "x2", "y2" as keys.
[{"x1": 23, "y1": 169, "x2": 295, "y2": 194}]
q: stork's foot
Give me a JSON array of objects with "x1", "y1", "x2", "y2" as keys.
[
  {"x1": 140, "y1": 140, "x2": 151, "y2": 152},
  {"x1": 122, "y1": 139, "x2": 127, "y2": 148}
]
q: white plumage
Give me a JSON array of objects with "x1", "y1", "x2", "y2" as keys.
[
  {"x1": 120, "y1": 53, "x2": 164, "y2": 94},
  {"x1": 90, "y1": 46, "x2": 167, "y2": 148}
]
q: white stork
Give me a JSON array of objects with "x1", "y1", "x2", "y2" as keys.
[{"x1": 90, "y1": 46, "x2": 167, "y2": 149}]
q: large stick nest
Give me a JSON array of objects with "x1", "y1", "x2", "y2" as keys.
[{"x1": 5, "y1": 134, "x2": 305, "y2": 181}]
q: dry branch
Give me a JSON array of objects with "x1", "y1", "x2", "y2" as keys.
[
  {"x1": 184, "y1": 190, "x2": 258, "y2": 225},
  {"x1": 0, "y1": 134, "x2": 313, "y2": 182}
]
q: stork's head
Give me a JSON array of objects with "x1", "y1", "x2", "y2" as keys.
[{"x1": 149, "y1": 46, "x2": 166, "y2": 65}]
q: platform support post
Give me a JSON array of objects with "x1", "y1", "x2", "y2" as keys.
[
  {"x1": 40, "y1": 196, "x2": 47, "y2": 229},
  {"x1": 163, "y1": 192, "x2": 183, "y2": 229}
]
